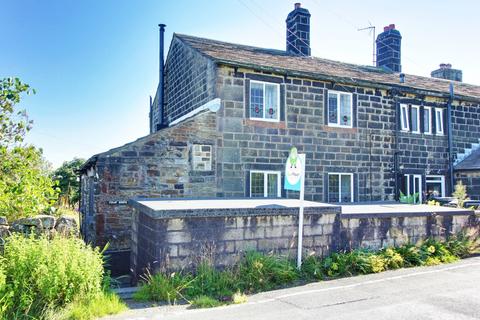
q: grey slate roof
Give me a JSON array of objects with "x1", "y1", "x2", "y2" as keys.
[
  {"x1": 175, "y1": 34, "x2": 480, "y2": 101},
  {"x1": 455, "y1": 148, "x2": 480, "y2": 171}
]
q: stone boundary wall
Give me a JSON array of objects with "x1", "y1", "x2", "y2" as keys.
[{"x1": 130, "y1": 205, "x2": 479, "y2": 281}]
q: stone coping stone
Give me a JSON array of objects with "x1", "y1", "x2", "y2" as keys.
[
  {"x1": 128, "y1": 198, "x2": 340, "y2": 219},
  {"x1": 340, "y1": 203, "x2": 474, "y2": 219}
]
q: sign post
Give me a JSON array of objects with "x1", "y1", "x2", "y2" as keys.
[{"x1": 284, "y1": 147, "x2": 306, "y2": 269}]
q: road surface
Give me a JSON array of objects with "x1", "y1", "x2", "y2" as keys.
[{"x1": 104, "y1": 256, "x2": 480, "y2": 320}]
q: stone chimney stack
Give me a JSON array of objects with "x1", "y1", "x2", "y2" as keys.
[
  {"x1": 431, "y1": 63, "x2": 463, "y2": 82},
  {"x1": 286, "y1": 3, "x2": 311, "y2": 56},
  {"x1": 376, "y1": 24, "x2": 402, "y2": 72}
]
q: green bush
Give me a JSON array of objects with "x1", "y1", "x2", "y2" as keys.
[
  {"x1": 186, "y1": 262, "x2": 237, "y2": 300},
  {"x1": 301, "y1": 255, "x2": 324, "y2": 280},
  {"x1": 237, "y1": 251, "x2": 299, "y2": 293},
  {"x1": 133, "y1": 271, "x2": 192, "y2": 305},
  {"x1": 0, "y1": 234, "x2": 105, "y2": 319},
  {"x1": 380, "y1": 247, "x2": 404, "y2": 269},
  {"x1": 394, "y1": 244, "x2": 424, "y2": 267}
]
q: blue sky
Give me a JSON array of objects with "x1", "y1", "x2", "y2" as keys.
[{"x1": 1, "y1": 0, "x2": 479, "y2": 167}]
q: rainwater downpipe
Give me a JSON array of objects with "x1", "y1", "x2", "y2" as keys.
[{"x1": 447, "y1": 83, "x2": 455, "y2": 194}]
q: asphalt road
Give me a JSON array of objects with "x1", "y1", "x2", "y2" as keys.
[{"x1": 104, "y1": 256, "x2": 480, "y2": 320}]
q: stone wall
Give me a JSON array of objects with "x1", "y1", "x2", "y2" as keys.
[
  {"x1": 130, "y1": 203, "x2": 479, "y2": 280},
  {"x1": 156, "y1": 36, "x2": 216, "y2": 126},
  {"x1": 80, "y1": 111, "x2": 218, "y2": 255},
  {"x1": 214, "y1": 65, "x2": 460, "y2": 201},
  {"x1": 455, "y1": 170, "x2": 480, "y2": 200},
  {"x1": 452, "y1": 101, "x2": 480, "y2": 158}
]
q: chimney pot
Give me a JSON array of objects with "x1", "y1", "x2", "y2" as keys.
[
  {"x1": 399, "y1": 73, "x2": 405, "y2": 83},
  {"x1": 294, "y1": 3, "x2": 301, "y2": 9}
]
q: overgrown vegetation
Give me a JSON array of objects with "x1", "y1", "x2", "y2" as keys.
[
  {"x1": 0, "y1": 234, "x2": 126, "y2": 319},
  {"x1": 453, "y1": 180, "x2": 469, "y2": 208},
  {"x1": 52, "y1": 158, "x2": 85, "y2": 208},
  {"x1": 0, "y1": 77, "x2": 59, "y2": 221},
  {"x1": 134, "y1": 234, "x2": 479, "y2": 309}
]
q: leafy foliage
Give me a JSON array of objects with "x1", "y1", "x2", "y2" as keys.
[
  {"x1": 133, "y1": 271, "x2": 192, "y2": 305},
  {"x1": 190, "y1": 295, "x2": 221, "y2": 308},
  {"x1": 452, "y1": 180, "x2": 469, "y2": 208},
  {"x1": 399, "y1": 191, "x2": 420, "y2": 204},
  {"x1": 236, "y1": 251, "x2": 299, "y2": 293},
  {"x1": 52, "y1": 158, "x2": 85, "y2": 208},
  {"x1": 0, "y1": 146, "x2": 59, "y2": 221},
  {"x1": 0, "y1": 234, "x2": 106, "y2": 319},
  {"x1": 0, "y1": 77, "x2": 34, "y2": 146}
]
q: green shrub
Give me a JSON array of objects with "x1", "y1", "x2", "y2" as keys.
[
  {"x1": 190, "y1": 295, "x2": 221, "y2": 308},
  {"x1": 301, "y1": 255, "x2": 324, "y2": 280},
  {"x1": 420, "y1": 239, "x2": 458, "y2": 264},
  {"x1": 232, "y1": 291, "x2": 248, "y2": 304},
  {"x1": 380, "y1": 247, "x2": 404, "y2": 269},
  {"x1": 237, "y1": 251, "x2": 299, "y2": 293},
  {"x1": 394, "y1": 244, "x2": 424, "y2": 267},
  {"x1": 445, "y1": 233, "x2": 480, "y2": 258},
  {"x1": 186, "y1": 262, "x2": 237, "y2": 300},
  {"x1": 0, "y1": 234, "x2": 105, "y2": 319},
  {"x1": 133, "y1": 271, "x2": 192, "y2": 305}
]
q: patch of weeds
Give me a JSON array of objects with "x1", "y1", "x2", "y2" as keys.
[
  {"x1": 232, "y1": 291, "x2": 248, "y2": 304},
  {"x1": 133, "y1": 270, "x2": 192, "y2": 305},
  {"x1": 186, "y1": 262, "x2": 237, "y2": 301},
  {"x1": 237, "y1": 251, "x2": 299, "y2": 293},
  {"x1": 48, "y1": 292, "x2": 127, "y2": 320},
  {"x1": 380, "y1": 247, "x2": 404, "y2": 269},
  {"x1": 301, "y1": 254, "x2": 324, "y2": 280},
  {"x1": 394, "y1": 244, "x2": 424, "y2": 267},
  {"x1": 190, "y1": 295, "x2": 221, "y2": 308}
]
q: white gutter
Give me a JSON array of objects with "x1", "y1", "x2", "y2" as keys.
[{"x1": 168, "y1": 98, "x2": 221, "y2": 127}]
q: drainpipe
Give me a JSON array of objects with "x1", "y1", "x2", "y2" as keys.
[
  {"x1": 393, "y1": 91, "x2": 400, "y2": 201},
  {"x1": 447, "y1": 83, "x2": 455, "y2": 194},
  {"x1": 158, "y1": 24, "x2": 166, "y2": 128}
]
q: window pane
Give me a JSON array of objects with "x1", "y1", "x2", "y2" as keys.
[
  {"x1": 339, "y1": 94, "x2": 352, "y2": 126},
  {"x1": 328, "y1": 175, "x2": 339, "y2": 202},
  {"x1": 264, "y1": 84, "x2": 278, "y2": 120},
  {"x1": 328, "y1": 93, "x2": 338, "y2": 124},
  {"x1": 401, "y1": 107, "x2": 408, "y2": 130},
  {"x1": 411, "y1": 107, "x2": 418, "y2": 132},
  {"x1": 340, "y1": 175, "x2": 352, "y2": 202},
  {"x1": 424, "y1": 109, "x2": 430, "y2": 133},
  {"x1": 426, "y1": 182, "x2": 442, "y2": 198},
  {"x1": 250, "y1": 172, "x2": 265, "y2": 197},
  {"x1": 266, "y1": 173, "x2": 278, "y2": 198},
  {"x1": 436, "y1": 110, "x2": 443, "y2": 132},
  {"x1": 250, "y1": 83, "x2": 264, "y2": 119}
]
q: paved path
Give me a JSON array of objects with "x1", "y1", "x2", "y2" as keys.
[{"x1": 104, "y1": 257, "x2": 480, "y2": 320}]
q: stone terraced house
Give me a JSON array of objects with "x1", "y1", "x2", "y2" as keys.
[{"x1": 80, "y1": 3, "x2": 480, "y2": 275}]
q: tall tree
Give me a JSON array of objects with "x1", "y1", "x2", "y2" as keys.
[
  {"x1": 0, "y1": 77, "x2": 58, "y2": 220},
  {"x1": 53, "y1": 158, "x2": 85, "y2": 208}
]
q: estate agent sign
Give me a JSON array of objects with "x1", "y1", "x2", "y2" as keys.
[{"x1": 284, "y1": 147, "x2": 306, "y2": 268}]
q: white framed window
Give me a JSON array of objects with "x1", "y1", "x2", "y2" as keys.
[
  {"x1": 250, "y1": 170, "x2": 281, "y2": 198},
  {"x1": 249, "y1": 81, "x2": 280, "y2": 122},
  {"x1": 328, "y1": 91, "x2": 353, "y2": 128},
  {"x1": 423, "y1": 106, "x2": 432, "y2": 134},
  {"x1": 401, "y1": 174, "x2": 422, "y2": 204},
  {"x1": 400, "y1": 104, "x2": 409, "y2": 131},
  {"x1": 426, "y1": 175, "x2": 445, "y2": 198},
  {"x1": 435, "y1": 108, "x2": 444, "y2": 135},
  {"x1": 327, "y1": 173, "x2": 354, "y2": 203},
  {"x1": 411, "y1": 105, "x2": 420, "y2": 133}
]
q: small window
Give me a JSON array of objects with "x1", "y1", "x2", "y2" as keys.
[
  {"x1": 426, "y1": 175, "x2": 445, "y2": 198},
  {"x1": 411, "y1": 105, "x2": 420, "y2": 133},
  {"x1": 192, "y1": 145, "x2": 212, "y2": 171},
  {"x1": 327, "y1": 173, "x2": 353, "y2": 203},
  {"x1": 250, "y1": 171, "x2": 281, "y2": 198},
  {"x1": 435, "y1": 108, "x2": 444, "y2": 135},
  {"x1": 328, "y1": 91, "x2": 353, "y2": 128},
  {"x1": 249, "y1": 81, "x2": 280, "y2": 122},
  {"x1": 400, "y1": 104, "x2": 409, "y2": 131},
  {"x1": 423, "y1": 106, "x2": 432, "y2": 134}
]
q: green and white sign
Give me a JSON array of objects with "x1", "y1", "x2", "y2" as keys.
[
  {"x1": 284, "y1": 147, "x2": 304, "y2": 191},
  {"x1": 284, "y1": 147, "x2": 306, "y2": 269}
]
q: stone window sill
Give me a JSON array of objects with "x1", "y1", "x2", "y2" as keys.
[{"x1": 244, "y1": 119, "x2": 286, "y2": 129}]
